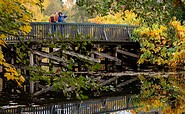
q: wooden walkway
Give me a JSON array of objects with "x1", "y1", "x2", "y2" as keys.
[{"x1": 5, "y1": 22, "x2": 137, "y2": 43}]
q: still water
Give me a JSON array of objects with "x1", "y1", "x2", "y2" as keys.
[
  {"x1": 0, "y1": 78, "x2": 2, "y2": 92},
  {"x1": 0, "y1": 72, "x2": 184, "y2": 114}
]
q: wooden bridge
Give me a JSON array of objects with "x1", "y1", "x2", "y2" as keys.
[
  {"x1": 0, "y1": 22, "x2": 141, "y2": 107},
  {"x1": 5, "y1": 22, "x2": 137, "y2": 43}
]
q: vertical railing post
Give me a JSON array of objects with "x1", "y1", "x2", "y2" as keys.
[
  {"x1": 29, "y1": 52, "x2": 34, "y2": 94},
  {"x1": 77, "y1": 24, "x2": 80, "y2": 35},
  {"x1": 103, "y1": 25, "x2": 108, "y2": 41},
  {"x1": 101, "y1": 98, "x2": 107, "y2": 113},
  {"x1": 126, "y1": 95, "x2": 130, "y2": 109},
  {"x1": 126, "y1": 26, "x2": 132, "y2": 40}
]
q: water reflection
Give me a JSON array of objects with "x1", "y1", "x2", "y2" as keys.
[
  {"x1": 0, "y1": 78, "x2": 2, "y2": 92},
  {"x1": 132, "y1": 72, "x2": 185, "y2": 114},
  {"x1": 0, "y1": 72, "x2": 184, "y2": 114}
]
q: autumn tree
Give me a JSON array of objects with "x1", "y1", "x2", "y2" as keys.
[
  {"x1": 0, "y1": 0, "x2": 43, "y2": 86},
  {"x1": 25, "y1": 0, "x2": 50, "y2": 21},
  {"x1": 77, "y1": 0, "x2": 185, "y2": 113}
]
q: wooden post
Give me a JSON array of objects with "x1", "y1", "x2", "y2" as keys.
[
  {"x1": 30, "y1": 52, "x2": 34, "y2": 94},
  {"x1": 49, "y1": 47, "x2": 54, "y2": 85},
  {"x1": 113, "y1": 46, "x2": 118, "y2": 72},
  {"x1": 35, "y1": 46, "x2": 42, "y2": 91}
]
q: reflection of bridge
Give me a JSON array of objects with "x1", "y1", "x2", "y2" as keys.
[
  {"x1": 1, "y1": 23, "x2": 141, "y2": 110},
  {"x1": 0, "y1": 96, "x2": 135, "y2": 114}
]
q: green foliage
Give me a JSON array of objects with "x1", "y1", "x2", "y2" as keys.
[{"x1": 77, "y1": 0, "x2": 185, "y2": 22}]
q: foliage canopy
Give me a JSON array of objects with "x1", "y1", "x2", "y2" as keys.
[{"x1": 0, "y1": 0, "x2": 44, "y2": 86}]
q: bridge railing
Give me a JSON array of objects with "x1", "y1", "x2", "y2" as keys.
[
  {"x1": 0, "y1": 96, "x2": 136, "y2": 114},
  {"x1": 5, "y1": 22, "x2": 137, "y2": 43}
]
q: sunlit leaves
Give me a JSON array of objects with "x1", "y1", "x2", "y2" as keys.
[
  {"x1": 132, "y1": 19, "x2": 185, "y2": 67},
  {"x1": 0, "y1": 0, "x2": 43, "y2": 86},
  {"x1": 4, "y1": 67, "x2": 25, "y2": 87},
  {"x1": 0, "y1": 54, "x2": 25, "y2": 87},
  {"x1": 88, "y1": 10, "x2": 140, "y2": 25},
  {"x1": 22, "y1": 0, "x2": 49, "y2": 22}
]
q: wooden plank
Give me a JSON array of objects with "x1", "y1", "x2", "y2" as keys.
[
  {"x1": 92, "y1": 51, "x2": 121, "y2": 63},
  {"x1": 32, "y1": 50, "x2": 67, "y2": 67},
  {"x1": 62, "y1": 50, "x2": 101, "y2": 63},
  {"x1": 116, "y1": 49, "x2": 139, "y2": 58},
  {"x1": 100, "y1": 77, "x2": 117, "y2": 86},
  {"x1": 38, "y1": 48, "x2": 61, "y2": 60},
  {"x1": 117, "y1": 77, "x2": 138, "y2": 87},
  {"x1": 33, "y1": 85, "x2": 52, "y2": 97}
]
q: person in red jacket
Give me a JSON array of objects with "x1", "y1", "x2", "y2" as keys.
[
  {"x1": 49, "y1": 12, "x2": 58, "y2": 33},
  {"x1": 54, "y1": 12, "x2": 58, "y2": 22}
]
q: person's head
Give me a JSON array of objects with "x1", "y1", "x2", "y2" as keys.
[
  {"x1": 58, "y1": 12, "x2": 62, "y2": 16},
  {"x1": 54, "y1": 11, "x2": 58, "y2": 15}
]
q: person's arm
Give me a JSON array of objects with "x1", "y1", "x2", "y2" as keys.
[{"x1": 49, "y1": 17, "x2": 51, "y2": 22}]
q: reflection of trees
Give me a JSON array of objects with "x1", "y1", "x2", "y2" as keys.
[{"x1": 132, "y1": 73, "x2": 185, "y2": 114}]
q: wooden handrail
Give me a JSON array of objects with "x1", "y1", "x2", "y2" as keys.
[{"x1": 5, "y1": 22, "x2": 138, "y2": 43}]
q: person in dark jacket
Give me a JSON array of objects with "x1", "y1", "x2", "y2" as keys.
[{"x1": 58, "y1": 12, "x2": 67, "y2": 34}]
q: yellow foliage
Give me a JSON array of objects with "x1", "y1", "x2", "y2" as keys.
[
  {"x1": 19, "y1": 24, "x2": 32, "y2": 34},
  {"x1": 168, "y1": 20, "x2": 185, "y2": 66},
  {"x1": 0, "y1": 50, "x2": 25, "y2": 86},
  {"x1": 135, "y1": 74, "x2": 185, "y2": 114},
  {"x1": 88, "y1": 10, "x2": 140, "y2": 25},
  {"x1": 0, "y1": 0, "x2": 44, "y2": 86},
  {"x1": 169, "y1": 20, "x2": 185, "y2": 40},
  {"x1": 22, "y1": 0, "x2": 50, "y2": 22},
  {"x1": 133, "y1": 18, "x2": 185, "y2": 66}
]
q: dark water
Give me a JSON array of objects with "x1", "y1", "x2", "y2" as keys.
[{"x1": 0, "y1": 76, "x2": 140, "y2": 106}]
